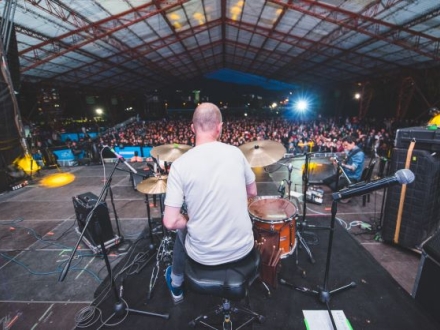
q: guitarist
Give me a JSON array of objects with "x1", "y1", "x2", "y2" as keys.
[{"x1": 323, "y1": 135, "x2": 365, "y2": 193}]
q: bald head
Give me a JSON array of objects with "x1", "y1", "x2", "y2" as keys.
[{"x1": 192, "y1": 102, "x2": 222, "y2": 133}]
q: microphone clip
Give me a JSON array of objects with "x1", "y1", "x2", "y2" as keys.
[{"x1": 278, "y1": 180, "x2": 286, "y2": 198}]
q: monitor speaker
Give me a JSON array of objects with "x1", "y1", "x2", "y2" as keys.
[
  {"x1": 412, "y1": 232, "x2": 440, "y2": 325},
  {"x1": 72, "y1": 192, "x2": 115, "y2": 249}
]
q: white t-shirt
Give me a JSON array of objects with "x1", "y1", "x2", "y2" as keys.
[{"x1": 165, "y1": 141, "x2": 255, "y2": 265}]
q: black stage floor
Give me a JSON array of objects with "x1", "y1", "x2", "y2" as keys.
[{"x1": 0, "y1": 158, "x2": 437, "y2": 329}]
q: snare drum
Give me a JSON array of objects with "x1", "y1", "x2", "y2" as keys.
[{"x1": 248, "y1": 196, "x2": 297, "y2": 258}]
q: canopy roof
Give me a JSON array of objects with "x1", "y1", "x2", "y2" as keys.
[{"x1": 2, "y1": 0, "x2": 440, "y2": 93}]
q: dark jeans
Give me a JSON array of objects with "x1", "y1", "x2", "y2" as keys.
[{"x1": 323, "y1": 174, "x2": 356, "y2": 192}]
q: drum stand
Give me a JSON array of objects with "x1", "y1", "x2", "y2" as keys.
[{"x1": 296, "y1": 153, "x2": 318, "y2": 264}]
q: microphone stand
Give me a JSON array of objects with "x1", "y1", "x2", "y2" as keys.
[
  {"x1": 294, "y1": 199, "x2": 356, "y2": 330},
  {"x1": 59, "y1": 158, "x2": 169, "y2": 325},
  {"x1": 281, "y1": 158, "x2": 356, "y2": 329}
]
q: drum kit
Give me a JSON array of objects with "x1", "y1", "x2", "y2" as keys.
[
  {"x1": 136, "y1": 140, "x2": 355, "y2": 319},
  {"x1": 136, "y1": 140, "x2": 314, "y2": 289}
]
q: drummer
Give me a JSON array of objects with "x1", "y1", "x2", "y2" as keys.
[
  {"x1": 163, "y1": 102, "x2": 257, "y2": 304},
  {"x1": 322, "y1": 135, "x2": 365, "y2": 193}
]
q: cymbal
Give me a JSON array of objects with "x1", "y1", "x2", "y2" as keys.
[
  {"x1": 137, "y1": 175, "x2": 168, "y2": 194},
  {"x1": 150, "y1": 144, "x2": 192, "y2": 162},
  {"x1": 239, "y1": 140, "x2": 286, "y2": 167}
]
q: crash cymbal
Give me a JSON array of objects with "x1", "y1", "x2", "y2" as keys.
[
  {"x1": 150, "y1": 144, "x2": 192, "y2": 162},
  {"x1": 136, "y1": 175, "x2": 168, "y2": 194},
  {"x1": 239, "y1": 140, "x2": 286, "y2": 168}
]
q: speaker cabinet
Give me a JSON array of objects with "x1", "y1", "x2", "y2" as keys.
[
  {"x1": 413, "y1": 232, "x2": 440, "y2": 325},
  {"x1": 382, "y1": 148, "x2": 440, "y2": 248},
  {"x1": 72, "y1": 192, "x2": 116, "y2": 251}
]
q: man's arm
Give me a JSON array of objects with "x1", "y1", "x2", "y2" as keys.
[
  {"x1": 246, "y1": 181, "x2": 257, "y2": 198},
  {"x1": 163, "y1": 205, "x2": 188, "y2": 230}
]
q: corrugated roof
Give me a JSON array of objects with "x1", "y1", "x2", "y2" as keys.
[{"x1": 1, "y1": 0, "x2": 439, "y2": 93}]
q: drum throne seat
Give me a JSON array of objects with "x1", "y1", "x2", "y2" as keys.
[{"x1": 185, "y1": 247, "x2": 265, "y2": 329}]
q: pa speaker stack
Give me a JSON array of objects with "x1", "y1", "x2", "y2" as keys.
[
  {"x1": 382, "y1": 127, "x2": 440, "y2": 249},
  {"x1": 72, "y1": 192, "x2": 121, "y2": 253}
]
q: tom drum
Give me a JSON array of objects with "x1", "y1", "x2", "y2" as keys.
[{"x1": 248, "y1": 196, "x2": 297, "y2": 258}]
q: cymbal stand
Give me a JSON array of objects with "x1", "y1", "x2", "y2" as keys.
[
  {"x1": 144, "y1": 192, "x2": 165, "y2": 243},
  {"x1": 293, "y1": 198, "x2": 356, "y2": 330},
  {"x1": 296, "y1": 152, "x2": 316, "y2": 264}
]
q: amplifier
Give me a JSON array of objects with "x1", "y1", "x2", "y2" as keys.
[
  {"x1": 72, "y1": 192, "x2": 120, "y2": 253},
  {"x1": 395, "y1": 126, "x2": 440, "y2": 151}
]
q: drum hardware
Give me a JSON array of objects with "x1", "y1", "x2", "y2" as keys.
[
  {"x1": 137, "y1": 174, "x2": 167, "y2": 243},
  {"x1": 293, "y1": 152, "x2": 317, "y2": 264},
  {"x1": 147, "y1": 230, "x2": 175, "y2": 300}
]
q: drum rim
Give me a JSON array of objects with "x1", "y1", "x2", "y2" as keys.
[{"x1": 248, "y1": 195, "x2": 297, "y2": 223}]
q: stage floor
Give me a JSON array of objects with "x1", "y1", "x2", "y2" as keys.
[{"x1": 0, "y1": 157, "x2": 435, "y2": 329}]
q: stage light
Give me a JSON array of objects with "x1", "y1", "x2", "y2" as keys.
[
  {"x1": 15, "y1": 154, "x2": 41, "y2": 175},
  {"x1": 40, "y1": 172, "x2": 75, "y2": 188},
  {"x1": 294, "y1": 99, "x2": 309, "y2": 112},
  {"x1": 354, "y1": 93, "x2": 361, "y2": 100}
]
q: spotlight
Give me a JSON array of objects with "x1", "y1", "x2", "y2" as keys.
[
  {"x1": 294, "y1": 99, "x2": 309, "y2": 112},
  {"x1": 15, "y1": 154, "x2": 41, "y2": 175}
]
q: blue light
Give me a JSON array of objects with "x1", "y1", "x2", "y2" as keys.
[{"x1": 295, "y1": 99, "x2": 309, "y2": 112}]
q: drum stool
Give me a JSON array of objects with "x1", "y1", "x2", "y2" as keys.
[{"x1": 185, "y1": 247, "x2": 265, "y2": 329}]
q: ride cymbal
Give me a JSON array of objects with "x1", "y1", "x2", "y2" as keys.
[
  {"x1": 239, "y1": 140, "x2": 286, "y2": 167},
  {"x1": 136, "y1": 175, "x2": 168, "y2": 194},
  {"x1": 150, "y1": 144, "x2": 192, "y2": 162}
]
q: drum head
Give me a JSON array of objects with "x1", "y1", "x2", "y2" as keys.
[{"x1": 248, "y1": 196, "x2": 297, "y2": 223}]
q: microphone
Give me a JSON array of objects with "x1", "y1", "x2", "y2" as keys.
[
  {"x1": 105, "y1": 146, "x2": 137, "y2": 174},
  {"x1": 332, "y1": 169, "x2": 415, "y2": 201}
]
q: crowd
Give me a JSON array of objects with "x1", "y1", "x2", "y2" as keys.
[
  {"x1": 96, "y1": 115, "x2": 423, "y2": 159},
  {"x1": 26, "y1": 112, "x2": 427, "y2": 168}
]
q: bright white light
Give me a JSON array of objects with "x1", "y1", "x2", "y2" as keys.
[
  {"x1": 96, "y1": 108, "x2": 103, "y2": 115},
  {"x1": 295, "y1": 99, "x2": 308, "y2": 112},
  {"x1": 354, "y1": 93, "x2": 361, "y2": 100},
  {"x1": 271, "y1": 102, "x2": 277, "y2": 108}
]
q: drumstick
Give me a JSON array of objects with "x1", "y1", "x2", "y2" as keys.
[
  {"x1": 268, "y1": 245, "x2": 276, "y2": 265},
  {"x1": 271, "y1": 249, "x2": 282, "y2": 267}
]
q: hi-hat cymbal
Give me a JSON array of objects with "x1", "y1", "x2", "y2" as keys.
[
  {"x1": 239, "y1": 140, "x2": 286, "y2": 167},
  {"x1": 150, "y1": 144, "x2": 192, "y2": 162},
  {"x1": 137, "y1": 175, "x2": 168, "y2": 194}
]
